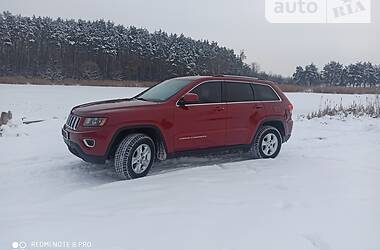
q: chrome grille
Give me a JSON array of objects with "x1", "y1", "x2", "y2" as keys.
[{"x1": 66, "y1": 114, "x2": 80, "y2": 130}]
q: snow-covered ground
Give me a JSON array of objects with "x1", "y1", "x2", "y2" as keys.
[{"x1": 0, "y1": 84, "x2": 379, "y2": 250}]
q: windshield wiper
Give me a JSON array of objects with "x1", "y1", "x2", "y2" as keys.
[
  {"x1": 134, "y1": 97, "x2": 148, "y2": 101},
  {"x1": 134, "y1": 97, "x2": 163, "y2": 102}
]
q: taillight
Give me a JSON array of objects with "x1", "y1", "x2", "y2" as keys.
[
  {"x1": 286, "y1": 103, "x2": 293, "y2": 120},
  {"x1": 288, "y1": 103, "x2": 294, "y2": 112}
]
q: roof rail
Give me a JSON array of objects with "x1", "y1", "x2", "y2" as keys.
[{"x1": 214, "y1": 74, "x2": 259, "y2": 80}]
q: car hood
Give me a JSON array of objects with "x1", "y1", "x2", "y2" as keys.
[{"x1": 72, "y1": 98, "x2": 158, "y2": 116}]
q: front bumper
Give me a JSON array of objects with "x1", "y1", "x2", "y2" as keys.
[{"x1": 62, "y1": 127, "x2": 107, "y2": 164}]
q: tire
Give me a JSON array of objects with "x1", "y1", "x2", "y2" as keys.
[
  {"x1": 114, "y1": 133, "x2": 155, "y2": 180},
  {"x1": 251, "y1": 126, "x2": 282, "y2": 159}
]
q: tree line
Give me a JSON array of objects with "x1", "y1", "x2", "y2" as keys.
[
  {"x1": 0, "y1": 12, "x2": 256, "y2": 81},
  {"x1": 0, "y1": 12, "x2": 296, "y2": 84},
  {"x1": 0, "y1": 12, "x2": 379, "y2": 87},
  {"x1": 292, "y1": 62, "x2": 380, "y2": 88}
]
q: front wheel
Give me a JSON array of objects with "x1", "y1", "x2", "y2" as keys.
[
  {"x1": 114, "y1": 133, "x2": 155, "y2": 180},
  {"x1": 251, "y1": 126, "x2": 282, "y2": 159}
]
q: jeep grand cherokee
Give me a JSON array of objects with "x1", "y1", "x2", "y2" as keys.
[{"x1": 63, "y1": 75, "x2": 293, "y2": 179}]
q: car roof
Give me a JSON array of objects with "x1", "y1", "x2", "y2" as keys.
[{"x1": 174, "y1": 75, "x2": 277, "y2": 86}]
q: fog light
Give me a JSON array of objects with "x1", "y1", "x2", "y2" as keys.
[{"x1": 83, "y1": 139, "x2": 96, "y2": 148}]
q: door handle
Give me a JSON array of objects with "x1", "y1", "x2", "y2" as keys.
[
  {"x1": 255, "y1": 105, "x2": 264, "y2": 109},
  {"x1": 214, "y1": 106, "x2": 225, "y2": 112}
]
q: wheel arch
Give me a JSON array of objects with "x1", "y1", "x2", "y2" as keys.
[
  {"x1": 106, "y1": 125, "x2": 168, "y2": 160},
  {"x1": 252, "y1": 118, "x2": 286, "y2": 143}
]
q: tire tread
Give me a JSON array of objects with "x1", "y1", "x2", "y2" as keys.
[
  {"x1": 251, "y1": 126, "x2": 282, "y2": 159},
  {"x1": 114, "y1": 133, "x2": 154, "y2": 180}
]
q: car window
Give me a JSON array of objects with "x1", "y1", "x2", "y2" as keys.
[
  {"x1": 190, "y1": 82, "x2": 222, "y2": 104},
  {"x1": 223, "y1": 82, "x2": 254, "y2": 102},
  {"x1": 252, "y1": 84, "x2": 280, "y2": 101},
  {"x1": 137, "y1": 78, "x2": 193, "y2": 102}
]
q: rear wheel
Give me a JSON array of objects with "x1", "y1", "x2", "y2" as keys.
[
  {"x1": 251, "y1": 126, "x2": 282, "y2": 159},
  {"x1": 114, "y1": 133, "x2": 155, "y2": 180}
]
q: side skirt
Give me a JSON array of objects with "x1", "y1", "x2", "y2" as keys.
[{"x1": 167, "y1": 144, "x2": 251, "y2": 159}]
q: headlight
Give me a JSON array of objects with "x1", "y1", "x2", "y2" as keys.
[{"x1": 83, "y1": 117, "x2": 107, "y2": 127}]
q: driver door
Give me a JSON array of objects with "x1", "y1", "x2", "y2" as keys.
[{"x1": 174, "y1": 81, "x2": 226, "y2": 151}]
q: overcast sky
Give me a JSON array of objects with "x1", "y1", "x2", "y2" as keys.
[{"x1": 1, "y1": 0, "x2": 379, "y2": 76}]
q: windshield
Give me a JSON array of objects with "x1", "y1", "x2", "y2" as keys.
[{"x1": 136, "y1": 78, "x2": 194, "y2": 102}]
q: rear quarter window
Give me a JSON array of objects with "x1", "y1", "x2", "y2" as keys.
[{"x1": 252, "y1": 84, "x2": 280, "y2": 101}]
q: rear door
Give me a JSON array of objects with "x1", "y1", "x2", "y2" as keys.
[
  {"x1": 174, "y1": 81, "x2": 227, "y2": 151},
  {"x1": 223, "y1": 81, "x2": 262, "y2": 145},
  {"x1": 251, "y1": 83, "x2": 282, "y2": 116}
]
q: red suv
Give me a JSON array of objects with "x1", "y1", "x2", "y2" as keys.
[{"x1": 63, "y1": 75, "x2": 293, "y2": 179}]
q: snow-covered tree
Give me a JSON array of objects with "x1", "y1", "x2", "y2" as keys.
[
  {"x1": 345, "y1": 63, "x2": 366, "y2": 87},
  {"x1": 292, "y1": 66, "x2": 305, "y2": 85},
  {"x1": 375, "y1": 65, "x2": 380, "y2": 86},
  {"x1": 363, "y1": 62, "x2": 377, "y2": 87},
  {"x1": 304, "y1": 64, "x2": 320, "y2": 86},
  {"x1": 292, "y1": 64, "x2": 320, "y2": 86},
  {"x1": 322, "y1": 61, "x2": 343, "y2": 86}
]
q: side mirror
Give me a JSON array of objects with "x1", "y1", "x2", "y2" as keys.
[{"x1": 178, "y1": 93, "x2": 199, "y2": 106}]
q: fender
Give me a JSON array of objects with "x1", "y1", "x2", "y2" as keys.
[
  {"x1": 105, "y1": 124, "x2": 169, "y2": 158},
  {"x1": 249, "y1": 116, "x2": 286, "y2": 143}
]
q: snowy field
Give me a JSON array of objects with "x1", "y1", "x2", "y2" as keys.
[{"x1": 0, "y1": 84, "x2": 379, "y2": 250}]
